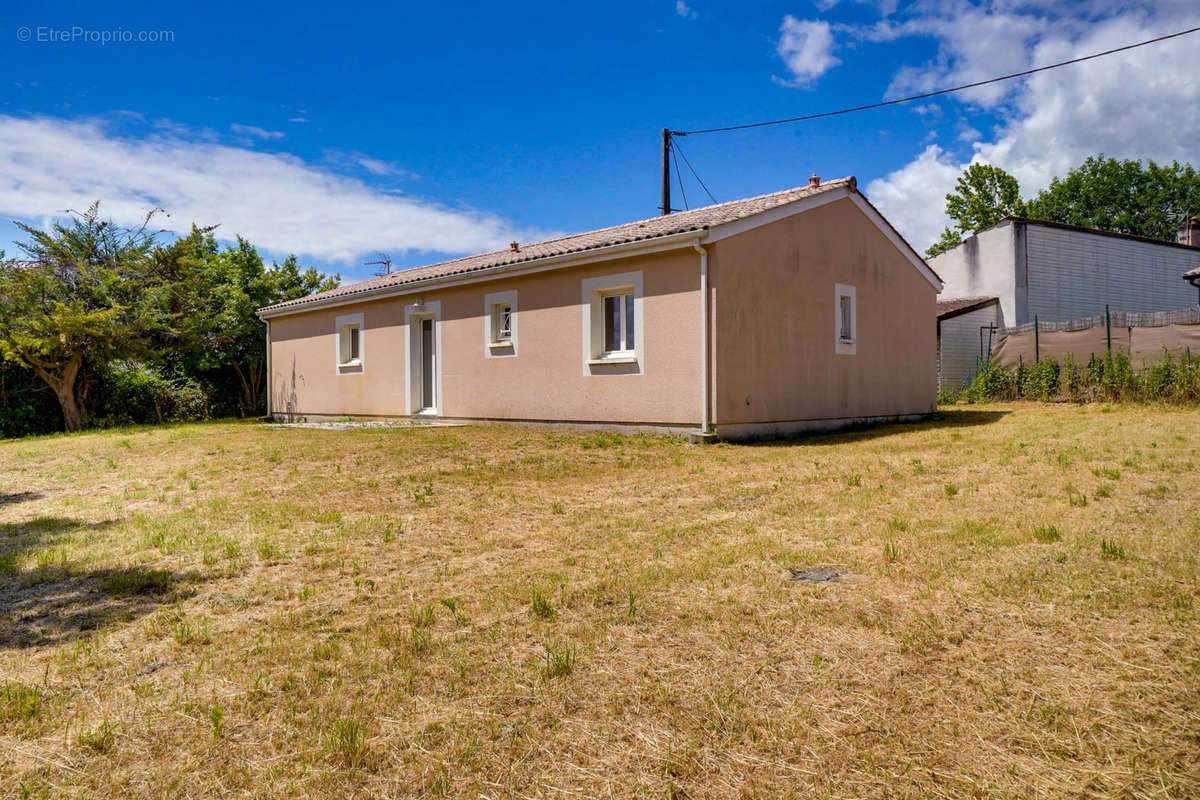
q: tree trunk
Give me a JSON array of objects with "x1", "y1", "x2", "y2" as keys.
[
  {"x1": 31, "y1": 354, "x2": 84, "y2": 432},
  {"x1": 248, "y1": 358, "x2": 264, "y2": 414},
  {"x1": 231, "y1": 361, "x2": 252, "y2": 418}
]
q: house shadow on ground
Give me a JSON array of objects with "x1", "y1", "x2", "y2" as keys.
[
  {"x1": 742, "y1": 408, "x2": 1010, "y2": 448},
  {"x1": 0, "y1": 515, "x2": 202, "y2": 650}
]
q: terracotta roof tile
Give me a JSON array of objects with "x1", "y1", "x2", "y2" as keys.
[
  {"x1": 937, "y1": 296, "x2": 998, "y2": 318},
  {"x1": 261, "y1": 178, "x2": 856, "y2": 313}
]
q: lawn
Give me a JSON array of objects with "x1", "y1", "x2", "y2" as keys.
[{"x1": 1, "y1": 405, "x2": 1197, "y2": 799}]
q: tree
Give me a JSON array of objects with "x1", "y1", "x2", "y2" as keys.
[
  {"x1": 0, "y1": 205, "x2": 163, "y2": 431},
  {"x1": 926, "y1": 163, "x2": 1026, "y2": 257},
  {"x1": 1026, "y1": 156, "x2": 1200, "y2": 241},
  {"x1": 161, "y1": 233, "x2": 337, "y2": 416}
]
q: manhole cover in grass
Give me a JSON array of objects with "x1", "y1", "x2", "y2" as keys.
[{"x1": 786, "y1": 567, "x2": 840, "y2": 583}]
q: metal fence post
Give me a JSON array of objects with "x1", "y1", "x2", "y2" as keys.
[
  {"x1": 1105, "y1": 304, "x2": 1111, "y2": 355},
  {"x1": 1034, "y1": 315, "x2": 1039, "y2": 363}
]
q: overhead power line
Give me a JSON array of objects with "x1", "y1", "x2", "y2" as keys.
[
  {"x1": 672, "y1": 138, "x2": 718, "y2": 205},
  {"x1": 673, "y1": 25, "x2": 1200, "y2": 137}
]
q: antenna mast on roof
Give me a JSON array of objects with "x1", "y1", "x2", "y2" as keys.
[
  {"x1": 364, "y1": 252, "x2": 393, "y2": 277},
  {"x1": 660, "y1": 128, "x2": 672, "y2": 216}
]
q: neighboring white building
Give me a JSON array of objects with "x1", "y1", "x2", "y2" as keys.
[{"x1": 929, "y1": 217, "x2": 1200, "y2": 328}]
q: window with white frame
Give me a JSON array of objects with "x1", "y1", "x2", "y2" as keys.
[
  {"x1": 581, "y1": 271, "x2": 643, "y2": 372},
  {"x1": 336, "y1": 313, "x2": 364, "y2": 373},
  {"x1": 493, "y1": 303, "x2": 513, "y2": 342},
  {"x1": 483, "y1": 290, "x2": 518, "y2": 356},
  {"x1": 834, "y1": 284, "x2": 856, "y2": 355},
  {"x1": 602, "y1": 291, "x2": 635, "y2": 354}
]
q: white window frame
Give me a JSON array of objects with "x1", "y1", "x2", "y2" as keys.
[
  {"x1": 581, "y1": 270, "x2": 643, "y2": 374},
  {"x1": 835, "y1": 283, "x2": 856, "y2": 356},
  {"x1": 335, "y1": 312, "x2": 364, "y2": 374},
  {"x1": 483, "y1": 290, "x2": 518, "y2": 357}
]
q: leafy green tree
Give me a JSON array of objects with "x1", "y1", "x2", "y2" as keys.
[
  {"x1": 926, "y1": 163, "x2": 1026, "y2": 257},
  {"x1": 159, "y1": 232, "x2": 337, "y2": 416},
  {"x1": 1026, "y1": 156, "x2": 1200, "y2": 241},
  {"x1": 0, "y1": 205, "x2": 162, "y2": 431}
]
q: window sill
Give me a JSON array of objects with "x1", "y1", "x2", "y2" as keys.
[
  {"x1": 839, "y1": 338, "x2": 855, "y2": 344},
  {"x1": 488, "y1": 340, "x2": 514, "y2": 349},
  {"x1": 337, "y1": 360, "x2": 363, "y2": 374},
  {"x1": 588, "y1": 353, "x2": 638, "y2": 366}
]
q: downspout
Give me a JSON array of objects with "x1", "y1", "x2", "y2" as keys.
[
  {"x1": 264, "y1": 319, "x2": 272, "y2": 420},
  {"x1": 693, "y1": 239, "x2": 710, "y2": 434}
]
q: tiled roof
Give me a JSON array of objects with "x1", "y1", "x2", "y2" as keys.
[
  {"x1": 261, "y1": 177, "x2": 857, "y2": 313},
  {"x1": 937, "y1": 296, "x2": 998, "y2": 319}
]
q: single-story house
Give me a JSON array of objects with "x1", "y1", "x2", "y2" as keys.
[
  {"x1": 257, "y1": 176, "x2": 943, "y2": 440},
  {"x1": 936, "y1": 296, "x2": 999, "y2": 392}
]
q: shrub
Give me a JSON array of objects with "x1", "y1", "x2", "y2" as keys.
[
  {"x1": 963, "y1": 349, "x2": 1200, "y2": 405},
  {"x1": 90, "y1": 363, "x2": 212, "y2": 427},
  {"x1": 963, "y1": 360, "x2": 1016, "y2": 403},
  {"x1": 1019, "y1": 357, "x2": 1060, "y2": 401}
]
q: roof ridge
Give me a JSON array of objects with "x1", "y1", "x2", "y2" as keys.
[{"x1": 260, "y1": 178, "x2": 856, "y2": 313}]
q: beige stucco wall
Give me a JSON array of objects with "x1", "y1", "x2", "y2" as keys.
[
  {"x1": 268, "y1": 249, "x2": 705, "y2": 425},
  {"x1": 710, "y1": 197, "x2": 938, "y2": 427}
]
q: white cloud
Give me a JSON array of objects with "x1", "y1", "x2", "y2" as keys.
[
  {"x1": 775, "y1": 17, "x2": 841, "y2": 88},
  {"x1": 860, "y1": 2, "x2": 1200, "y2": 251},
  {"x1": 229, "y1": 123, "x2": 285, "y2": 140},
  {"x1": 0, "y1": 115, "x2": 546, "y2": 265},
  {"x1": 818, "y1": 0, "x2": 899, "y2": 16},
  {"x1": 675, "y1": 1, "x2": 697, "y2": 20},
  {"x1": 865, "y1": 144, "x2": 962, "y2": 249}
]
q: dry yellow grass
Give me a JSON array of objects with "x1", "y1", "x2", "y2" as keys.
[{"x1": 1, "y1": 404, "x2": 1198, "y2": 799}]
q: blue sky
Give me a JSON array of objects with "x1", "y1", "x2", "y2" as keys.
[{"x1": 1, "y1": 1, "x2": 1197, "y2": 282}]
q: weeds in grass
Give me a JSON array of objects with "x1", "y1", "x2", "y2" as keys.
[
  {"x1": 34, "y1": 546, "x2": 69, "y2": 571},
  {"x1": 844, "y1": 473, "x2": 862, "y2": 487},
  {"x1": 1033, "y1": 525, "x2": 1062, "y2": 542},
  {"x1": 888, "y1": 518, "x2": 910, "y2": 532},
  {"x1": 408, "y1": 628, "x2": 430, "y2": 655},
  {"x1": 173, "y1": 617, "x2": 212, "y2": 646},
  {"x1": 542, "y1": 643, "x2": 577, "y2": 678},
  {"x1": 1092, "y1": 467, "x2": 1121, "y2": 480},
  {"x1": 1068, "y1": 489, "x2": 1088, "y2": 507},
  {"x1": 439, "y1": 597, "x2": 469, "y2": 626},
  {"x1": 1143, "y1": 485, "x2": 1170, "y2": 499},
  {"x1": 78, "y1": 719, "x2": 116, "y2": 753},
  {"x1": 256, "y1": 539, "x2": 282, "y2": 562},
  {"x1": 883, "y1": 541, "x2": 901, "y2": 562},
  {"x1": 551, "y1": 501, "x2": 565, "y2": 514},
  {"x1": 530, "y1": 589, "x2": 556, "y2": 619},
  {"x1": 581, "y1": 432, "x2": 624, "y2": 449},
  {"x1": 410, "y1": 604, "x2": 436, "y2": 628},
  {"x1": 102, "y1": 567, "x2": 173, "y2": 596},
  {"x1": 628, "y1": 591, "x2": 638, "y2": 619},
  {"x1": 1101, "y1": 539, "x2": 1126, "y2": 560},
  {"x1": 412, "y1": 483, "x2": 435, "y2": 506},
  {"x1": 944, "y1": 483, "x2": 958, "y2": 498},
  {"x1": 1, "y1": 682, "x2": 42, "y2": 723},
  {"x1": 208, "y1": 705, "x2": 224, "y2": 739},
  {"x1": 1094, "y1": 485, "x2": 1113, "y2": 499},
  {"x1": 327, "y1": 717, "x2": 370, "y2": 767}
]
